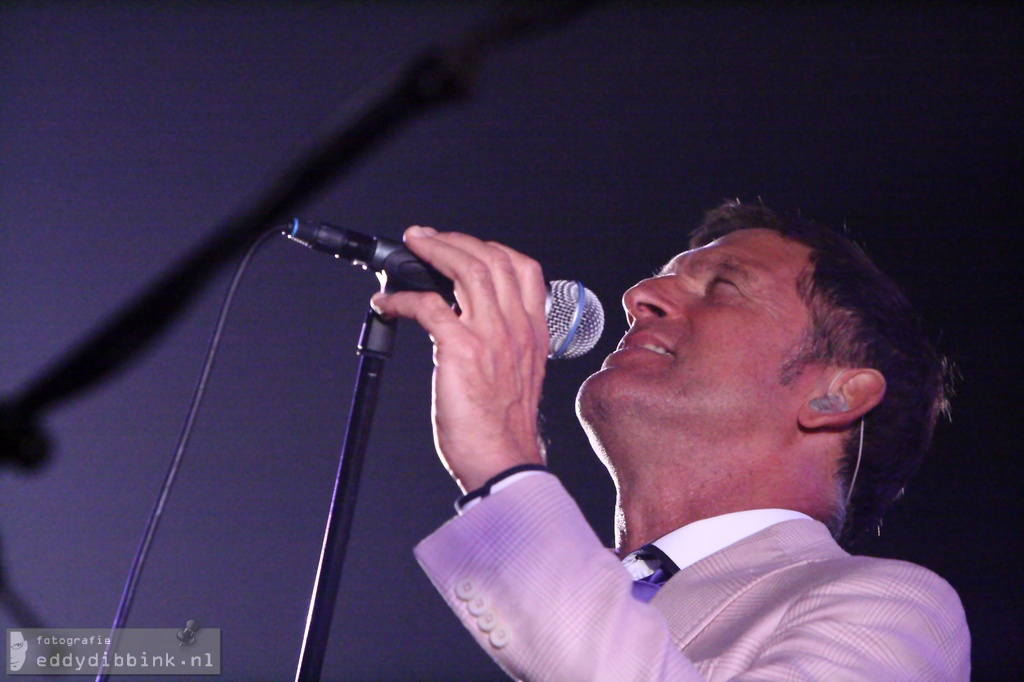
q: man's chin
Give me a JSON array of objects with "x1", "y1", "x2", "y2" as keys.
[
  {"x1": 575, "y1": 367, "x2": 645, "y2": 430},
  {"x1": 577, "y1": 362, "x2": 652, "y2": 402}
]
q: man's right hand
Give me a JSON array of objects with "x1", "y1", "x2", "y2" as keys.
[{"x1": 370, "y1": 226, "x2": 550, "y2": 493}]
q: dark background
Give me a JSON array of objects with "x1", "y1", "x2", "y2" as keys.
[{"x1": 1, "y1": 2, "x2": 1020, "y2": 680}]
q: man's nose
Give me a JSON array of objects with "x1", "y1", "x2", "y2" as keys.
[{"x1": 622, "y1": 277, "x2": 682, "y2": 323}]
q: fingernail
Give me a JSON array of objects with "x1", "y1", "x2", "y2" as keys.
[
  {"x1": 369, "y1": 294, "x2": 385, "y2": 315},
  {"x1": 406, "y1": 225, "x2": 437, "y2": 239}
]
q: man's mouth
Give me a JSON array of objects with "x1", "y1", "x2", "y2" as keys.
[
  {"x1": 614, "y1": 335, "x2": 673, "y2": 357},
  {"x1": 638, "y1": 343, "x2": 671, "y2": 356}
]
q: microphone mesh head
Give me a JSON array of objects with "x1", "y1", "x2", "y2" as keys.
[{"x1": 547, "y1": 280, "x2": 605, "y2": 359}]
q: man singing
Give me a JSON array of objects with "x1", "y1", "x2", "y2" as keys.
[{"x1": 371, "y1": 202, "x2": 970, "y2": 680}]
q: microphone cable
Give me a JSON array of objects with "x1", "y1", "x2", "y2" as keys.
[{"x1": 95, "y1": 227, "x2": 280, "y2": 682}]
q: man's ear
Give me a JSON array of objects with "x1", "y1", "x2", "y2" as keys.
[{"x1": 798, "y1": 368, "x2": 887, "y2": 430}]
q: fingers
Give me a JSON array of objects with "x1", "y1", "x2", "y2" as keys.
[
  {"x1": 368, "y1": 226, "x2": 550, "y2": 490},
  {"x1": 483, "y1": 240, "x2": 549, "y2": 380},
  {"x1": 372, "y1": 226, "x2": 549, "y2": 358},
  {"x1": 370, "y1": 285, "x2": 466, "y2": 349},
  {"x1": 488, "y1": 241, "x2": 548, "y2": 339},
  {"x1": 403, "y1": 228, "x2": 539, "y2": 331}
]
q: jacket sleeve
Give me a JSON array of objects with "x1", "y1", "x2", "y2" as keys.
[
  {"x1": 413, "y1": 473, "x2": 970, "y2": 682},
  {"x1": 414, "y1": 473, "x2": 704, "y2": 681}
]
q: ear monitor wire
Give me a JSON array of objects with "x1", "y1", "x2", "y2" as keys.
[
  {"x1": 846, "y1": 417, "x2": 865, "y2": 507},
  {"x1": 810, "y1": 373, "x2": 864, "y2": 507}
]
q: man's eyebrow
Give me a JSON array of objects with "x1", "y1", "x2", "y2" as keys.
[{"x1": 656, "y1": 255, "x2": 763, "y2": 283}]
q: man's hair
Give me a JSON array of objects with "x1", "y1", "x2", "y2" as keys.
[{"x1": 689, "y1": 201, "x2": 948, "y2": 546}]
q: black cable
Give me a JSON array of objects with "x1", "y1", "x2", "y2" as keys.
[{"x1": 94, "y1": 227, "x2": 279, "y2": 682}]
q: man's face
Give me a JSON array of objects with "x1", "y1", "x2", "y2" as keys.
[
  {"x1": 9, "y1": 631, "x2": 26, "y2": 671},
  {"x1": 577, "y1": 228, "x2": 819, "y2": 465}
]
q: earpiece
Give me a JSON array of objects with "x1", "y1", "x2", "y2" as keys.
[
  {"x1": 810, "y1": 373, "x2": 849, "y2": 413},
  {"x1": 809, "y1": 393, "x2": 848, "y2": 413},
  {"x1": 808, "y1": 372, "x2": 867, "y2": 507}
]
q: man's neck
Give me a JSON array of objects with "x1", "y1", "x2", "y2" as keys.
[{"x1": 611, "y1": 463, "x2": 833, "y2": 556}]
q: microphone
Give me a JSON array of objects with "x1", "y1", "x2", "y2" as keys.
[{"x1": 284, "y1": 220, "x2": 604, "y2": 359}]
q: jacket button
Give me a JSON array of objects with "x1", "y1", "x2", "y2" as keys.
[
  {"x1": 489, "y1": 625, "x2": 511, "y2": 649},
  {"x1": 477, "y1": 609, "x2": 498, "y2": 632},
  {"x1": 454, "y1": 578, "x2": 477, "y2": 601},
  {"x1": 467, "y1": 594, "x2": 490, "y2": 616}
]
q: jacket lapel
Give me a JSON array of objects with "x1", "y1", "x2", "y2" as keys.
[{"x1": 650, "y1": 518, "x2": 847, "y2": 650}]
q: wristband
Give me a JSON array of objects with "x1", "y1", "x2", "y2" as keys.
[{"x1": 455, "y1": 464, "x2": 549, "y2": 513}]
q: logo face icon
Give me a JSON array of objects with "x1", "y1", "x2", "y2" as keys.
[
  {"x1": 9, "y1": 631, "x2": 27, "y2": 671},
  {"x1": 176, "y1": 620, "x2": 199, "y2": 647}
]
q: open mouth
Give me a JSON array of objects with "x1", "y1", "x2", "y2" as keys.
[{"x1": 638, "y1": 343, "x2": 671, "y2": 356}]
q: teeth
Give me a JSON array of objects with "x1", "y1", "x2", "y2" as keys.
[{"x1": 640, "y1": 343, "x2": 670, "y2": 356}]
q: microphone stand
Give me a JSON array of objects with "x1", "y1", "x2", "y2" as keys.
[
  {"x1": 295, "y1": 308, "x2": 396, "y2": 681},
  {"x1": 290, "y1": 9, "x2": 599, "y2": 679}
]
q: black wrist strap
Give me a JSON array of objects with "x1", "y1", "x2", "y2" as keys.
[{"x1": 455, "y1": 463, "x2": 549, "y2": 512}]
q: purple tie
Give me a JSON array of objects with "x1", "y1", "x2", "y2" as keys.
[
  {"x1": 631, "y1": 567, "x2": 671, "y2": 603},
  {"x1": 630, "y1": 545, "x2": 679, "y2": 603}
]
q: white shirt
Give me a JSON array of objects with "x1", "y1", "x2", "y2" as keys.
[
  {"x1": 621, "y1": 508, "x2": 813, "y2": 580},
  {"x1": 459, "y1": 470, "x2": 813, "y2": 581}
]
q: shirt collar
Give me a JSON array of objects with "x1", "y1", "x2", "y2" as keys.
[{"x1": 622, "y1": 508, "x2": 812, "y2": 579}]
